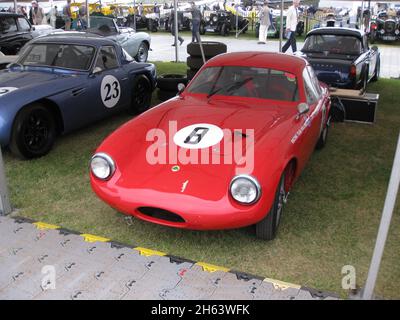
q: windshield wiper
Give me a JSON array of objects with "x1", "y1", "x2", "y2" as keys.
[{"x1": 207, "y1": 77, "x2": 254, "y2": 100}]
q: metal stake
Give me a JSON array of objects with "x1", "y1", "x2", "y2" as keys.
[{"x1": 0, "y1": 148, "x2": 12, "y2": 216}]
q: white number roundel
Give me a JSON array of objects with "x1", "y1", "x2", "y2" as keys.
[
  {"x1": 173, "y1": 123, "x2": 224, "y2": 149},
  {"x1": 101, "y1": 75, "x2": 121, "y2": 108},
  {"x1": 0, "y1": 87, "x2": 18, "y2": 96}
]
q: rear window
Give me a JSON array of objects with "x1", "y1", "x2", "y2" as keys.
[
  {"x1": 187, "y1": 66, "x2": 299, "y2": 102},
  {"x1": 303, "y1": 34, "x2": 362, "y2": 55},
  {"x1": 0, "y1": 16, "x2": 17, "y2": 33}
]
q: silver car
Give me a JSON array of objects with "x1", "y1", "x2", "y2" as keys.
[{"x1": 87, "y1": 16, "x2": 151, "y2": 62}]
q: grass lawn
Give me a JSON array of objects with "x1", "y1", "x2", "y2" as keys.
[{"x1": 3, "y1": 61, "x2": 400, "y2": 299}]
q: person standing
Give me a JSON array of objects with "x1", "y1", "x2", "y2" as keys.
[
  {"x1": 31, "y1": 1, "x2": 45, "y2": 25},
  {"x1": 138, "y1": 3, "x2": 144, "y2": 16},
  {"x1": 282, "y1": 0, "x2": 300, "y2": 53},
  {"x1": 49, "y1": 5, "x2": 57, "y2": 28},
  {"x1": 258, "y1": 1, "x2": 271, "y2": 44},
  {"x1": 63, "y1": 0, "x2": 72, "y2": 30},
  {"x1": 170, "y1": 8, "x2": 184, "y2": 46},
  {"x1": 190, "y1": 2, "x2": 201, "y2": 43}
]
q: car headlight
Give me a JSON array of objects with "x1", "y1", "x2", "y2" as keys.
[
  {"x1": 230, "y1": 175, "x2": 261, "y2": 205},
  {"x1": 213, "y1": 16, "x2": 218, "y2": 22},
  {"x1": 380, "y1": 29, "x2": 385, "y2": 34},
  {"x1": 395, "y1": 29, "x2": 400, "y2": 35},
  {"x1": 90, "y1": 153, "x2": 115, "y2": 180},
  {"x1": 206, "y1": 16, "x2": 210, "y2": 21}
]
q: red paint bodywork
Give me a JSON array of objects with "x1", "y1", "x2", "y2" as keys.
[{"x1": 90, "y1": 52, "x2": 331, "y2": 230}]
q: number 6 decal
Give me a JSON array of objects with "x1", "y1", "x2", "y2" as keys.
[{"x1": 101, "y1": 75, "x2": 121, "y2": 108}]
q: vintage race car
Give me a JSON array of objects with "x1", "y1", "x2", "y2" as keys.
[
  {"x1": 0, "y1": 33, "x2": 156, "y2": 159},
  {"x1": 86, "y1": 16, "x2": 151, "y2": 62},
  {"x1": 90, "y1": 52, "x2": 331, "y2": 240},
  {"x1": 299, "y1": 27, "x2": 380, "y2": 90},
  {"x1": 369, "y1": 11, "x2": 400, "y2": 43}
]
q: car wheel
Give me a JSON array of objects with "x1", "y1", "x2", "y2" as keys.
[
  {"x1": 371, "y1": 58, "x2": 380, "y2": 82},
  {"x1": 199, "y1": 22, "x2": 206, "y2": 35},
  {"x1": 10, "y1": 103, "x2": 56, "y2": 159},
  {"x1": 135, "y1": 42, "x2": 149, "y2": 63},
  {"x1": 316, "y1": 122, "x2": 329, "y2": 150},
  {"x1": 255, "y1": 173, "x2": 286, "y2": 240},
  {"x1": 370, "y1": 30, "x2": 376, "y2": 44},
  {"x1": 129, "y1": 75, "x2": 152, "y2": 115}
]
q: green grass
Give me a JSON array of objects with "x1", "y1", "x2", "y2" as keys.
[{"x1": 3, "y1": 62, "x2": 400, "y2": 299}]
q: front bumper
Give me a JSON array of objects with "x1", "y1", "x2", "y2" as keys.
[{"x1": 90, "y1": 174, "x2": 272, "y2": 230}]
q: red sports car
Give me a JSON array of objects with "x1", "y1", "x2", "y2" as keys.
[{"x1": 90, "y1": 52, "x2": 331, "y2": 240}]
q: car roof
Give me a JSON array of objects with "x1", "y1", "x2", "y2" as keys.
[
  {"x1": 307, "y1": 27, "x2": 364, "y2": 38},
  {"x1": 0, "y1": 13, "x2": 24, "y2": 18},
  {"x1": 205, "y1": 52, "x2": 307, "y2": 75},
  {"x1": 30, "y1": 31, "x2": 117, "y2": 46}
]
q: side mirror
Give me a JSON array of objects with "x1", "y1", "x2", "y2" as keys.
[
  {"x1": 91, "y1": 67, "x2": 102, "y2": 76},
  {"x1": 177, "y1": 83, "x2": 185, "y2": 94},
  {"x1": 296, "y1": 103, "x2": 309, "y2": 118}
]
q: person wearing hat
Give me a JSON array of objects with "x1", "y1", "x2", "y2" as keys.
[
  {"x1": 31, "y1": 1, "x2": 45, "y2": 25},
  {"x1": 258, "y1": 1, "x2": 271, "y2": 44}
]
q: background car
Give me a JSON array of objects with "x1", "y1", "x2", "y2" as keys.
[
  {"x1": 299, "y1": 27, "x2": 380, "y2": 90},
  {"x1": 203, "y1": 10, "x2": 248, "y2": 36},
  {"x1": 86, "y1": 16, "x2": 151, "y2": 62},
  {"x1": 0, "y1": 33, "x2": 156, "y2": 159},
  {"x1": 90, "y1": 52, "x2": 331, "y2": 240},
  {"x1": 369, "y1": 11, "x2": 400, "y2": 43},
  {"x1": 0, "y1": 12, "x2": 53, "y2": 55}
]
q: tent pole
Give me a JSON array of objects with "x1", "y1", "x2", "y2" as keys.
[
  {"x1": 174, "y1": 0, "x2": 178, "y2": 62},
  {"x1": 279, "y1": 0, "x2": 283, "y2": 52},
  {"x1": 362, "y1": 133, "x2": 400, "y2": 300}
]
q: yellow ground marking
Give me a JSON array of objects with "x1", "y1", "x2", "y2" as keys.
[
  {"x1": 80, "y1": 234, "x2": 110, "y2": 243},
  {"x1": 33, "y1": 222, "x2": 60, "y2": 230},
  {"x1": 134, "y1": 247, "x2": 167, "y2": 257},
  {"x1": 196, "y1": 262, "x2": 230, "y2": 273},
  {"x1": 264, "y1": 277, "x2": 301, "y2": 291}
]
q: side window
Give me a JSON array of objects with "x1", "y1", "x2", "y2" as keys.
[
  {"x1": 307, "y1": 66, "x2": 322, "y2": 97},
  {"x1": 94, "y1": 46, "x2": 119, "y2": 71},
  {"x1": 303, "y1": 68, "x2": 318, "y2": 104},
  {"x1": 0, "y1": 17, "x2": 18, "y2": 33},
  {"x1": 17, "y1": 17, "x2": 31, "y2": 31}
]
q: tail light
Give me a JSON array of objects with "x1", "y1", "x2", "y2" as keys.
[
  {"x1": 350, "y1": 65, "x2": 356, "y2": 78},
  {"x1": 371, "y1": 23, "x2": 377, "y2": 30}
]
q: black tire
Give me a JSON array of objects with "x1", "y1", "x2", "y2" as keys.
[
  {"x1": 220, "y1": 23, "x2": 228, "y2": 36},
  {"x1": 371, "y1": 57, "x2": 380, "y2": 82},
  {"x1": 370, "y1": 30, "x2": 376, "y2": 44},
  {"x1": 187, "y1": 68, "x2": 198, "y2": 81},
  {"x1": 187, "y1": 56, "x2": 206, "y2": 70},
  {"x1": 157, "y1": 74, "x2": 188, "y2": 91},
  {"x1": 10, "y1": 103, "x2": 56, "y2": 159},
  {"x1": 187, "y1": 41, "x2": 227, "y2": 57},
  {"x1": 129, "y1": 75, "x2": 152, "y2": 115},
  {"x1": 316, "y1": 122, "x2": 329, "y2": 150},
  {"x1": 134, "y1": 42, "x2": 149, "y2": 63},
  {"x1": 199, "y1": 22, "x2": 206, "y2": 35},
  {"x1": 157, "y1": 89, "x2": 177, "y2": 102},
  {"x1": 255, "y1": 173, "x2": 286, "y2": 240}
]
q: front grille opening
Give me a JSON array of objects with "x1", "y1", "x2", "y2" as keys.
[{"x1": 138, "y1": 207, "x2": 186, "y2": 223}]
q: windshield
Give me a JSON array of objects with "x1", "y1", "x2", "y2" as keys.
[
  {"x1": 303, "y1": 34, "x2": 362, "y2": 55},
  {"x1": 187, "y1": 66, "x2": 298, "y2": 102},
  {"x1": 89, "y1": 16, "x2": 118, "y2": 33},
  {"x1": 18, "y1": 43, "x2": 95, "y2": 71}
]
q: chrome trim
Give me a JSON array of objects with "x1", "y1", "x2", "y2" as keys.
[
  {"x1": 90, "y1": 152, "x2": 116, "y2": 180},
  {"x1": 229, "y1": 174, "x2": 262, "y2": 205}
]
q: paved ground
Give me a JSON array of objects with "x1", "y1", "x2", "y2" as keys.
[
  {"x1": 0, "y1": 216, "x2": 339, "y2": 300},
  {"x1": 148, "y1": 33, "x2": 400, "y2": 79}
]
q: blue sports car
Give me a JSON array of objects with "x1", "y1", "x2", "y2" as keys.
[{"x1": 0, "y1": 33, "x2": 156, "y2": 159}]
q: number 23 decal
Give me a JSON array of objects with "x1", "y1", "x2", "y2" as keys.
[{"x1": 100, "y1": 75, "x2": 121, "y2": 108}]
